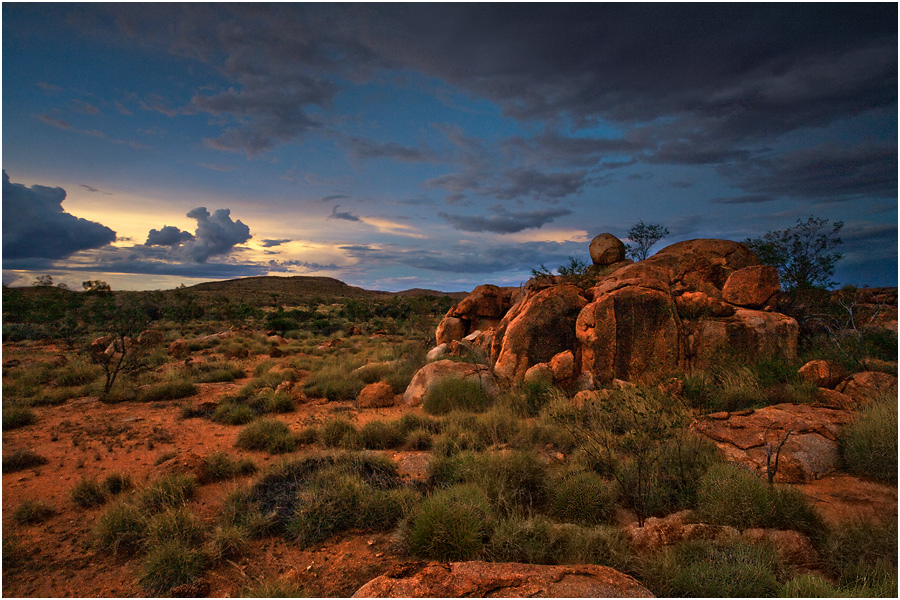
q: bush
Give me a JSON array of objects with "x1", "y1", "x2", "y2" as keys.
[
  {"x1": 207, "y1": 524, "x2": 250, "y2": 561},
  {"x1": 639, "y1": 539, "x2": 783, "y2": 597},
  {"x1": 103, "y1": 472, "x2": 132, "y2": 495},
  {"x1": 71, "y1": 477, "x2": 109, "y2": 508},
  {"x1": 193, "y1": 361, "x2": 246, "y2": 383},
  {"x1": 360, "y1": 420, "x2": 406, "y2": 450},
  {"x1": 94, "y1": 501, "x2": 147, "y2": 555},
  {"x1": 821, "y1": 516, "x2": 897, "y2": 596},
  {"x1": 236, "y1": 419, "x2": 297, "y2": 454},
  {"x1": 136, "y1": 473, "x2": 197, "y2": 513},
  {"x1": 695, "y1": 463, "x2": 822, "y2": 536},
  {"x1": 406, "y1": 484, "x2": 493, "y2": 561},
  {"x1": 2, "y1": 448, "x2": 48, "y2": 473},
  {"x1": 484, "y1": 515, "x2": 632, "y2": 571},
  {"x1": 320, "y1": 418, "x2": 360, "y2": 449},
  {"x1": 212, "y1": 402, "x2": 257, "y2": 426},
  {"x1": 145, "y1": 506, "x2": 206, "y2": 547},
  {"x1": 13, "y1": 499, "x2": 56, "y2": 524},
  {"x1": 199, "y1": 450, "x2": 256, "y2": 482},
  {"x1": 140, "y1": 540, "x2": 205, "y2": 594},
  {"x1": 136, "y1": 379, "x2": 198, "y2": 403},
  {"x1": 423, "y1": 378, "x2": 493, "y2": 415},
  {"x1": 550, "y1": 471, "x2": 617, "y2": 526},
  {"x1": 3, "y1": 405, "x2": 35, "y2": 430},
  {"x1": 841, "y1": 397, "x2": 897, "y2": 484}
]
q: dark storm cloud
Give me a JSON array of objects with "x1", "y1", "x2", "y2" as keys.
[
  {"x1": 344, "y1": 137, "x2": 436, "y2": 163},
  {"x1": 260, "y1": 239, "x2": 291, "y2": 248},
  {"x1": 709, "y1": 194, "x2": 776, "y2": 205},
  {"x1": 493, "y1": 169, "x2": 589, "y2": 202},
  {"x1": 328, "y1": 205, "x2": 361, "y2": 222},
  {"x1": 503, "y1": 132, "x2": 638, "y2": 168},
  {"x1": 2, "y1": 171, "x2": 117, "y2": 260},
  {"x1": 439, "y1": 205, "x2": 572, "y2": 234},
  {"x1": 340, "y1": 240, "x2": 584, "y2": 275},
  {"x1": 723, "y1": 142, "x2": 898, "y2": 201},
  {"x1": 145, "y1": 225, "x2": 195, "y2": 247}
]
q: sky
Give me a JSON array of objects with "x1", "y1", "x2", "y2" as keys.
[{"x1": 2, "y1": 3, "x2": 897, "y2": 292}]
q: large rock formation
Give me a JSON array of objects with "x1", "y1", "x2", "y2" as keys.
[
  {"x1": 352, "y1": 561, "x2": 654, "y2": 598},
  {"x1": 425, "y1": 236, "x2": 800, "y2": 388}
]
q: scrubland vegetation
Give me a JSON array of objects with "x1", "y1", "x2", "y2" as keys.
[{"x1": 2, "y1": 277, "x2": 897, "y2": 597}]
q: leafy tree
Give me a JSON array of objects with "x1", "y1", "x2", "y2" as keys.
[
  {"x1": 32, "y1": 274, "x2": 54, "y2": 287},
  {"x1": 745, "y1": 216, "x2": 843, "y2": 291},
  {"x1": 83, "y1": 280, "x2": 112, "y2": 295},
  {"x1": 626, "y1": 221, "x2": 669, "y2": 261},
  {"x1": 530, "y1": 256, "x2": 594, "y2": 289}
]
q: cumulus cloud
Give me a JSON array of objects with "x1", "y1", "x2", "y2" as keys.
[
  {"x1": 440, "y1": 205, "x2": 572, "y2": 234},
  {"x1": 2, "y1": 171, "x2": 116, "y2": 259},
  {"x1": 145, "y1": 225, "x2": 195, "y2": 246}
]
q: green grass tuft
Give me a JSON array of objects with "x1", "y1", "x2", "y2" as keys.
[
  {"x1": 841, "y1": 396, "x2": 898, "y2": 484},
  {"x1": 406, "y1": 484, "x2": 493, "y2": 561},
  {"x1": 423, "y1": 378, "x2": 493, "y2": 415},
  {"x1": 235, "y1": 418, "x2": 297, "y2": 454}
]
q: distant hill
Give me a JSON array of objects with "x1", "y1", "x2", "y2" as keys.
[{"x1": 185, "y1": 276, "x2": 468, "y2": 303}]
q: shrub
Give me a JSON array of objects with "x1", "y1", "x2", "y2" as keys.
[
  {"x1": 71, "y1": 477, "x2": 109, "y2": 508},
  {"x1": 136, "y1": 473, "x2": 197, "y2": 513},
  {"x1": 199, "y1": 451, "x2": 256, "y2": 483},
  {"x1": 320, "y1": 418, "x2": 360, "y2": 449},
  {"x1": 212, "y1": 402, "x2": 257, "y2": 426},
  {"x1": 521, "y1": 380, "x2": 557, "y2": 417},
  {"x1": 145, "y1": 506, "x2": 206, "y2": 547},
  {"x1": 13, "y1": 499, "x2": 56, "y2": 524},
  {"x1": 295, "y1": 426, "x2": 319, "y2": 445},
  {"x1": 841, "y1": 396, "x2": 897, "y2": 484},
  {"x1": 3, "y1": 405, "x2": 35, "y2": 430},
  {"x1": 484, "y1": 515, "x2": 632, "y2": 571},
  {"x1": 94, "y1": 501, "x2": 147, "y2": 555},
  {"x1": 550, "y1": 471, "x2": 617, "y2": 526},
  {"x1": 460, "y1": 451, "x2": 549, "y2": 515},
  {"x1": 406, "y1": 484, "x2": 493, "y2": 561},
  {"x1": 194, "y1": 361, "x2": 246, "y2": 383},
  {"x1": 397, "y1": 413, "x2": 442, "y2": 435},
  {"x1": 821, "y1": 516, "x2": 897, "y2": 595},
  {"x1": 695, "y1": 463, "x2": 822, "y2": 536},
  {"x1": 236, "y1": 419, "x2": 297, "y2": 454},
  {"x1": 405, "y1": 427, "x2": 433, "y2": 450},
  {"x1": 136, "y1": 379, "x2": 198, "y2": 403},
  {"x1": 639, "y1": 539, "x2": 783, "y2": 597},
  {"x1": 423, "y1": 378, "x2": 493, "y2": 415},
  {"x1": 140, "y1": 540, "x2": 205, "y2": 594},
  {"x1": 207, "y1": 524, "x2": 250, "y2": 561},
  {"x1": 3, "y1": 448, "x2": 48, "y2": 473},
  {"x1": 360, "y1": 420, "x2": 406, "y2": 450},
  {"x1": 103, "y1": 472, "x2": 132, "y2": 495}
]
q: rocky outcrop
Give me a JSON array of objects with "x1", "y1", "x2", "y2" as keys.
[
  {"x1": 692, "y1": 403, "x2": 852, "y2": 483},
  {"x1": 352, "y1": 561, "x2": 654, "y2": 598},
  {"x1": 435, "y1": 285, "x2": 518, "y2": 345},
  {"x1": 626, "y1": 511, "x2": 739, "y2": 552},
  {"x1": 431, "y1": 236, "x2": 801, "y2": 387},
  {"x1": 589, "y1": 233, "x2": 626, "y2": 266},
  {"x1": 834, "y1": 371, "x2": 898, "y2": 407},
  {"x1": 491, "y1": 285, "x2": 588, "y2": 383},
  {"x1": 402, "y1": 359, "x2": 499, "y2": 406}
]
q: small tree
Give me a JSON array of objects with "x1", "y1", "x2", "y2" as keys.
[
  {"x1": 83, "y1": 280, "x2": 112, "y2": 295},
  {"x1": 745, "y1": 216, "x2": 843, "y2": 291},
  {"x1": 626, "y1": 221, "x2": 669, "y2": 261}
]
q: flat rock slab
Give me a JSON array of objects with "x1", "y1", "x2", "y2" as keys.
[
  {"x1": 352, "y1": 561, "x2": 654, "y2": 598},
  {"x1": 692, "y1": 403, "x2": 852, "y2": 483}
]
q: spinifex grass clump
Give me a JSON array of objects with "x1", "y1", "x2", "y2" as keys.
[
  {"x1": 820, "y1": 516, "x2": 898, "y2": 597},
  {"x1": 13, "y1": 499, "x2": 56, "y2": 524},
  {"x1": 198, "y1": 450, "x2": 257, "y2": 483},
  {"x1": 639, "y1": 539, "x2": 783, "y2": 598},
  {"x1": 235, "y1": 418, "x2": 298, "y2": 454},
  {"x1": 223, "y1": 453, "x2": 415, "y2": 543},
  {"x1": 2, "y1": 405, "x2": 35, "y2": 430},
  {"x1": 695, "y1": 463, "x2": 822, "y2": 537},
  {"x1": 71, "y1": 477, "x2": 109, "y2": 508},
  {"x1": 406, "y1": 484, "x2": 493, "y2": 561},
  {"x1": 140, "y1": 540, "x2": 205, "y2": 595},
  {"x1": 423, "y1": 378, "x2": 493, "y2": 414},
  {"x1": 840, "y1": 395, "x2": 897, "y2": 484},
  {"x1": 135, "y1": 377, "x2": 198, "y2": 403},
  {"x1": 550, "y1": 471, "x2": 618, "y2": 526},
  {"x1": 2, "y1": 448, "x2": 48, "y2": 473}
]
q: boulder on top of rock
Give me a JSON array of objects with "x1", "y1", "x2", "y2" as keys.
[
  {"x1": 352, "y1": 561, "x2": 653, "y2": 598},
  {"x1": 402, "y1": 359, "x2": 499, "y2": 406},
  {"x1": 722, "y1": 265, "x2": 781, "y2": 308},
  {"x1": 589, "y1": 233, "x2": 626, "y2": 266},
  {"x1": 685, "y1": 308, "x2": 798, "y2": 369},
  {"x1": 492, "y1": 285, "x2": 588, "y2": 383},
  {"x1": 798, "y1": 359, "x2": 848, "y2": 390}
]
